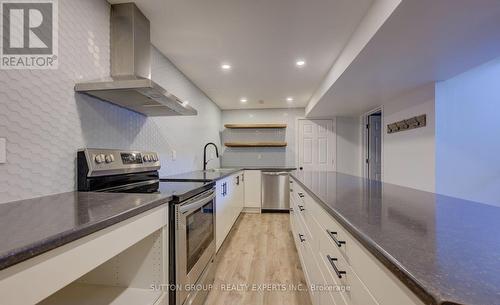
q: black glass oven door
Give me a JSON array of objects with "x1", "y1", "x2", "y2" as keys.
[
  {"x1": 176, "y1": 188, "x2": 216, "y2": 305},
  {"x1": 186, "y1": 201, "x2": 214, "y2": 273}
]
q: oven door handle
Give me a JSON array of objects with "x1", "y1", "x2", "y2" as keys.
[{"x1": 179, "y1": 190, "x2": 216, "y2": 214}]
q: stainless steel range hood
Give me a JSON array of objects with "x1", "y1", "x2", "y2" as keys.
[{"x1": 75, "y1": 3, "x2": 197, "y2": 116}]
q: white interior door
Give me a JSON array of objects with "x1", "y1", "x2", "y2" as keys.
[
  {"x1": 368, "y1": 114, "x2": 382, "y2": 181},
  {"x1": 298, "y1": 119, "x2": 336, "y2": 171}
]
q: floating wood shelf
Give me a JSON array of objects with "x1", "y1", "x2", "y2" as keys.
[
  {"x1": 225, "y1": 142, "x2": 287, "y2": 147},
  {"x1": 224, "y1": 124, "x2": 287, "y2": 129}
]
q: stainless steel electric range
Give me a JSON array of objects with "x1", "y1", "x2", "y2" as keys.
[{"x1": 77, "y1": 148, "x2": 216, "y2": 305}]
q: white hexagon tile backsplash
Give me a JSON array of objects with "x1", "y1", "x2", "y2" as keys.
[{"x1": 0, "y1": 0, "x2": 170, "y2": 203}]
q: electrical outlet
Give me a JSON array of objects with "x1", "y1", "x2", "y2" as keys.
[
  {"x1": 171, "y1": 150, "x2": 177, "y2": 161},
  {"x1": 257, "y1": 154, "x2": 262, "y2": 160},
  {"x1": 0, "y1": 138, "x2": 6, "y2": 164}
]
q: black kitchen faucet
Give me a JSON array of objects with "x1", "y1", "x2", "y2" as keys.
[{"x1": 203, "y1": 142, "x2": 219, "y2": 170}]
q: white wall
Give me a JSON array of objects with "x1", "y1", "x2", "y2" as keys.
[
  {"x1": 328, "y1": 85, "x2": 436, "y2": 191},
  {"x1": 436, "y1": 56, "x2": 500, "y2": 207},
  {"x1": 382, "y1": 84, "x2": 435, "y2": 192},
  {"x1": 0, "y1": 1, "x2": 220, "y2": 203},
  {"x1": 151, "y1": 48, "x2": 221, "y2": 176},
  {"x1": 221, "y1": 108, "x2": 304, "y2": 167},
  {"x1": 336, "y1": 117, "x2": 363, "y2": 176}
]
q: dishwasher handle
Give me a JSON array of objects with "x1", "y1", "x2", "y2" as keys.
[{"x1": 262, "y1": 172, "x2": 289, "y2": 176}]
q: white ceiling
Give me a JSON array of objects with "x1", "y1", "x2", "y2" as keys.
[
  {"x1": 109, "y1": 0, "x2": 373, "y2": 110},
  {"x1": 307, "y1": 0, "x2": 500, "y2": 117}
]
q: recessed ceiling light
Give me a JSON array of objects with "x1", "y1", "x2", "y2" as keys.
[
  {"x1": 182, "y1": 101, "x2": 189, "y2": 107},
  {"x1": 286, "y1": 97, "x2": 294, "y2": 102},
  {"x1": 221, "y1": 64, "x2": 232, "y2": 70},
  {"x1": 240, "y1": 98, "x2": 248, "y2": 103},
  {"x1": 295, "y1": 60, "x2": 306, "y2": 67}
]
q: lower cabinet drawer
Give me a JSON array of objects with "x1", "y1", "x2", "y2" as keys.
[
  {"x1": 294, "y1": 203, "x2": 313, "y2": 242},
  {"x1": 319, "y1": 227, "x2": 378, "y2": 305},
  {"x1": 318, "y1": 251, "x2": 349, "y2": 305},
  {"x1": 302, "y1": 239, "x2": 324, "y2": 305},
  {"x1": 293, "y1": 208, "x2": 307, "y2": 251},
  {"x1": 291, "y1": 178, "x2": 424, "y2": 305},
  {"x1": 291, "y1": 211, "x2": 323, "y2": 305},
  {"x1": 306, "y1": 195, "x2": 351, "y2": 264},
  {"x1": 290, "y1": 210, "x2": 298, "y2": 243},
  {"x1": 292, "y1": 183, "x2": 307, "y2": 208}
]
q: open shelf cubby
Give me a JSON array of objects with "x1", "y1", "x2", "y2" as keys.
[
  {"x1": 38, "y1": 284, "x2": 164, "y2": 305},
  {"x1": 38, "y1": 229, "x2": 167, "y2": 305}
]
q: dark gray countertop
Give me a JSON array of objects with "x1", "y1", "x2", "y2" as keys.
[
  {"x1": 161, "y1": 169, "x2": 240, "y2": 182},
  {"x1": 239, "y1": 166, "x2": 296, "y2": 171},
  {"x1": 0, "y1": 191, "x2": 171, "y2": 271},
  {"x1": 291, "y1": 170, "x2": 500, "y2": 305},
  {"x1": 161, "y1": 167, "x2": 296, "y2": 182}
]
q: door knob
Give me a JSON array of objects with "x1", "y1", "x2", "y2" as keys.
[{"x1": 299, "y1": 167, "x2": 303, "y2": 170}]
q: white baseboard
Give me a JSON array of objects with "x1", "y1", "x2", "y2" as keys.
[{"x1": 242, "y1": 207, "x2": 261, "y2": 214}]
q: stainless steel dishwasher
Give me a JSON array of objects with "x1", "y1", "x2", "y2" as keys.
[{"x1": 261, "y1": 171, "x2": 290, "y2": 211}]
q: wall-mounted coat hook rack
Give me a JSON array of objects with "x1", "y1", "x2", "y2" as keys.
[{"x1": 387, "y1": 114, "x2": 426, "y2": 134}]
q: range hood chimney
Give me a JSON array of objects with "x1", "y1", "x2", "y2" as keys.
[{"x1": 75, "y1": 3, "x2": 197, "y2": 117}]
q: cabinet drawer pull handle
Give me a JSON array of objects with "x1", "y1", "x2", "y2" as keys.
[
  {"x1": 298, "y1": 234, "x2": 306, "y2": 242},
  {"x1": 327, "y1": 255, "x2": 346, "y2": 279},
  {"x1": 298, "y1": 205, "x2": 305, "y2": 211},
  {"x1": 327, "y1": 230, "x2": 346, "y2": 247},
  {"x1": 298, "y1": 192, "x2": 305, "y2": 198}
]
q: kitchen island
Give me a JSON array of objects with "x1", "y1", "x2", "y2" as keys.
[{"x1": 290, "y1": 170, "x2": 500, "y2": 305}]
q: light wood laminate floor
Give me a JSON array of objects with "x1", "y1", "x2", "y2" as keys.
[{"x1": 204, "y1": 213, "x2": 312, "y2": 305}]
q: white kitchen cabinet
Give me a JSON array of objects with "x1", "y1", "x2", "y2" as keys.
[
  {"x1": 227, "y1": 172, "x2": 244, "y2": 230},
  {"x1": 290, "y1": 190, "x2": 323, "y2": 305},
  {"x1": 215, "y1": 171, "x2": 244, "y2": 252},
  {"x1": 289, "y1": 177, "x2": 424, "y2": 305},
  {"x1": 234, "y1": 172, "x2": 245, "y2": 215},
  {"x1": 243, "y1": 170, "x2": 261, "y2": 212},
  {"x1": 0, "y1": 206, "x2": 168, "y2": 305},
  {"x1": 216, "y1": 177, "x2": 230, "y2": 251}
]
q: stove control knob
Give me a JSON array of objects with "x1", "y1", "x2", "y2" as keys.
[
  {"x1": 143, "y1": 155, "x2": 150, "y2": 162},
  {"x1": 95, "y1": 154, "x2": 105, "y2": 164},
  {"x1": 152, "y1": 155, "x2": 157, "y2": 162},
  {"x1": 105, "y1": 154, "x2": 114, "y2": 163}
]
